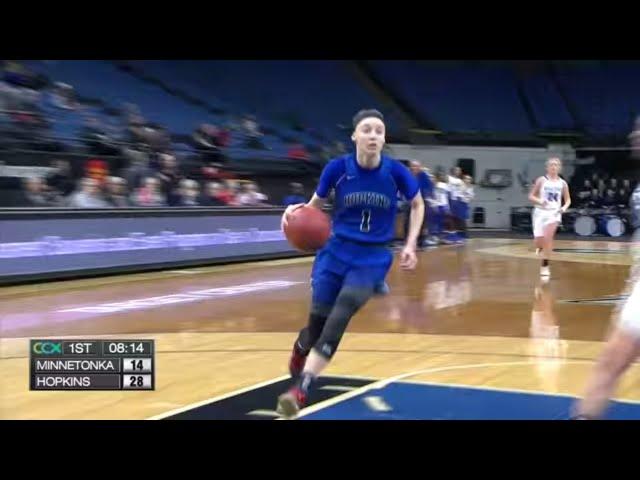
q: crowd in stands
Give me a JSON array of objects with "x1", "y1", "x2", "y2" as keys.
[
  {"x1": 570, "y1": 171, "x2": 636, "y2": 209},
  {"x1": 16, "y1": 155, "x2": 287, "y2": 208},
  {"x1": 0, "y1": 61, "x2": 361, "y2": 208}
]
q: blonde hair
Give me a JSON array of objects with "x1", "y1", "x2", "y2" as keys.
[{"x1": 546, "y1": 157, "x2": 562, "y2": 167}]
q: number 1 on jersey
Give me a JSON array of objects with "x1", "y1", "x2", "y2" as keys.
[{"x1": 360, "y1": 209, "x2": 371, "y2": 232}]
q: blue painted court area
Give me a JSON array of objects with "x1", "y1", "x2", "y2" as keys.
[{"x1": 300, "y1": 382, "x2": 640, "y2": 420}]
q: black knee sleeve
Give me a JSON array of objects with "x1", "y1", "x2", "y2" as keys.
[
  {"x1": 296, "y1": 303, "x2": 332, "y2": 354},
  {"x1": 313, "y1": 287, "x2": 373, "y2": 359}
]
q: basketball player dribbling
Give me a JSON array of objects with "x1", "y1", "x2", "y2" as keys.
[
  {"x1": 528, "y1": 157, "x2": 571, "y2": 278},
  {"x1": 572, "y1": 185, "x2": 640, "y2": 419},
  {"x1": 277, "y1": 109, "x2": 425, "y2": 418}
]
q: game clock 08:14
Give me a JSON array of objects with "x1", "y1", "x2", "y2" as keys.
[{"x1": 103, "y1": 341, "x2": 153, "y2": 356}]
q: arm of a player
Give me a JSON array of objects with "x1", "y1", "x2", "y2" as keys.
[
  {"x1": 400, "y1": 193, "x2": 424, "y2": 270},
  {"x1": 528, "y1": 177, "x2": 545, "y2": 207},
  {"x1": 561, "y1": 182, "x2": 572, "y2": 212},
  {"x1": 405, "y1": 192, "x2": 425, "y2": 249},
  {"x1": 394, "y1": 162, "x2": 423, "y2": 270}
]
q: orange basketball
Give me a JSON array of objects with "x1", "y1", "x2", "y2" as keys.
[{"x1": 284, "y1": 206, "x2": 331, "y2": 252}]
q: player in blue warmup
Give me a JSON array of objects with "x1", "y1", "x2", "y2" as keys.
[{"x1": 277, "y1": 109, "x2": 425, "y2": 417}]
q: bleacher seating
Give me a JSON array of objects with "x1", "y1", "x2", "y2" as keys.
[
  {"x1": 26, "y1": 60, "x2": 217, "y2": 135},
  {"x1": 130, "y1": 60, "x2": 404, "y2": 141},
  {"x1": 553, "y1": 61, "x2": 640, "y2": 137},
  {"x1": 369, "y1": 61, "x2": 533, "y2": 135},
  {"x1": 520, "y1": 72, "x2": 576, "y2": 131}
]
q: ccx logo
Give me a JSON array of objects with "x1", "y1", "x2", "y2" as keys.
[{"x1": 33, "y1": 342, "x2": 62, "y2": 355}]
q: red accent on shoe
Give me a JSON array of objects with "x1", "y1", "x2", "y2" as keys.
[{"x1": 277, "y1": 386, "x2": 307, "y2": 418}]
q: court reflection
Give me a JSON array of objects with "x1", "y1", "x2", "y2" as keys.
[{"x1": 528, "y1": 279, "x2": 568, "y2": 392}]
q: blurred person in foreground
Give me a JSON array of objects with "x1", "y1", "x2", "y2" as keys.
[
  {"x1": 67, "y1": 177, "x2": 110, "y2": 208},
  {"x1": 573, "y1": 185, "x2": 640, "y2": 419}
]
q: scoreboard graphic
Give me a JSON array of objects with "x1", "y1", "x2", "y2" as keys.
[{"x1": 30, "y1": 340, "x2": 155, "y2": 391}]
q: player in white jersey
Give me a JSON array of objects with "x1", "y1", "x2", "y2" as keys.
[
  {"x1": 458, "y1": 175, "x2": 475, "y2": 240},
  {"x1": 572, "y1": 185, "x2": 640, "y2": 419},
  {"x1": 428, "y1": 171, "x2": 450, "y2": 243},
  {"x1": 448, "y1": 167, "x2": 465, "y2": 242},
  {"x1": 528, "y1": 157, "x2": 571, "y2": 278}
]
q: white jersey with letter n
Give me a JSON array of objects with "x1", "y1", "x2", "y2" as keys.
[{"x1": 532, "y1": 176, "x2": 566, "y2": 237}]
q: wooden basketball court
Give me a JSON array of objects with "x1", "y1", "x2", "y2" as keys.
[{"x1": 2, "y1": 238, "x2": 639, "y2": 419}]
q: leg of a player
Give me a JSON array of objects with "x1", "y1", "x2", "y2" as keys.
[
  {"x1": 303, "y1": 284, "x2": 374, "y2": 375},
  {"x1": 540, "y1": 221, "x2": 558, "y2": 276},
  {"x1": 289, "y1": 302, "x2": 333, "y2": 377},
  {"x1": 277, "y1": 284, "x2": 375, "y2": 417},
  {"x1": 573, "y1": 327, "x2": 640, "y2": 419}
]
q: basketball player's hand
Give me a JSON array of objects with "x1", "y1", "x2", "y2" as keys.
[
  {"x1": 281, "y1": 203, "x2": 305, "y2": 231},
  {"x1": 400, "y1": 245, "x2": 418, "y2": 270}
]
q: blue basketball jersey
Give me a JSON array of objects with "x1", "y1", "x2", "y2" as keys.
[{"x1": 316, "y1": 154, "x2": 419, "y2": 244}]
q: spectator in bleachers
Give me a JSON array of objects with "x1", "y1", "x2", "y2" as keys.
[
  {"x1": 132, "y1": 177, "x2": 166, "y2": 207},
  {"x1": 67, "y1": 177, "x2": 110, "y2": 208},
  {"x1": 609, "y1": 178, "x2": 618, "y2": 192},
  {"x1": 588, "y1": 188, "x2": 602, "y2": 208},
  {"x1": 319, "y1": 145, "x2": 333, "y2": 165},
  {"x1": 282, "y1": 182, "x2": 306, "y2": 206},
  {"x1": 217, "y1": 179, "x2": 240, "y2": 206},
  {"x1": 21, "y1": 177, "x2": 53, "y2": 207},
  {"x1": 104, "y1": 176, "x2": 130, "y2": 208},
  {"x1": 177, "y1": 179, "x2": 200, "y2": 207},
  {"x1": 82, "y1": 116, "x2": 118, "y2": 157},
  {"x1": 45, "y1": 159, "x2": 75, "y2": 197},
  {"x1": 603, "y1": 188, "x2": 618, "y2": 207},
  {"x1": 193, "y1": 123, "x2": 227, "y2": 163},
  {"x1": 630, "y1": 116, "x2": 640, "y2": 159},
  {"x1": 200, "y1": 182, "x2": 228, "y2": 206},
  {"x1": 200, "y1": 161, "x2": 233, "y2": 183},
  {"x1": 241, "y1": 115, "x2": 265, "y2": 149},
  {"x1": 122, "y1": 147, "x2": 153, "y2": 190},
  {"x1": 597, "y1": 179, "x2": 606, "y2": 197},
  {"x1": 156, "y1": 153, "x2": 182, "y2": 206},
  {"x1": 575, "y1": 180, "x2": 593, "y2": 207},
  {"x1": 333, "y1": 141, "x2": 347, "y2": 156},
  {"x1": 2, "y1": 61, "x2": 46, "y2": 90},
  {"x1": 49, "y1": 82, "x2": 77, "y2": 110},
  {"x1": 236, "y1": 181, "x2": 268, "y2": 206},
  {"x1": 85, "y1": 157, "x2": 109, "y2": 188},
  {"x1": 620, "y1": 179, "x2": 633, "y2": 205},
  {"x1": 287, "y1": 143, "x2": 310, "y2": 162},
  {"x1": 618, "y1": 188, "x2": 630, "y2": 206}
]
